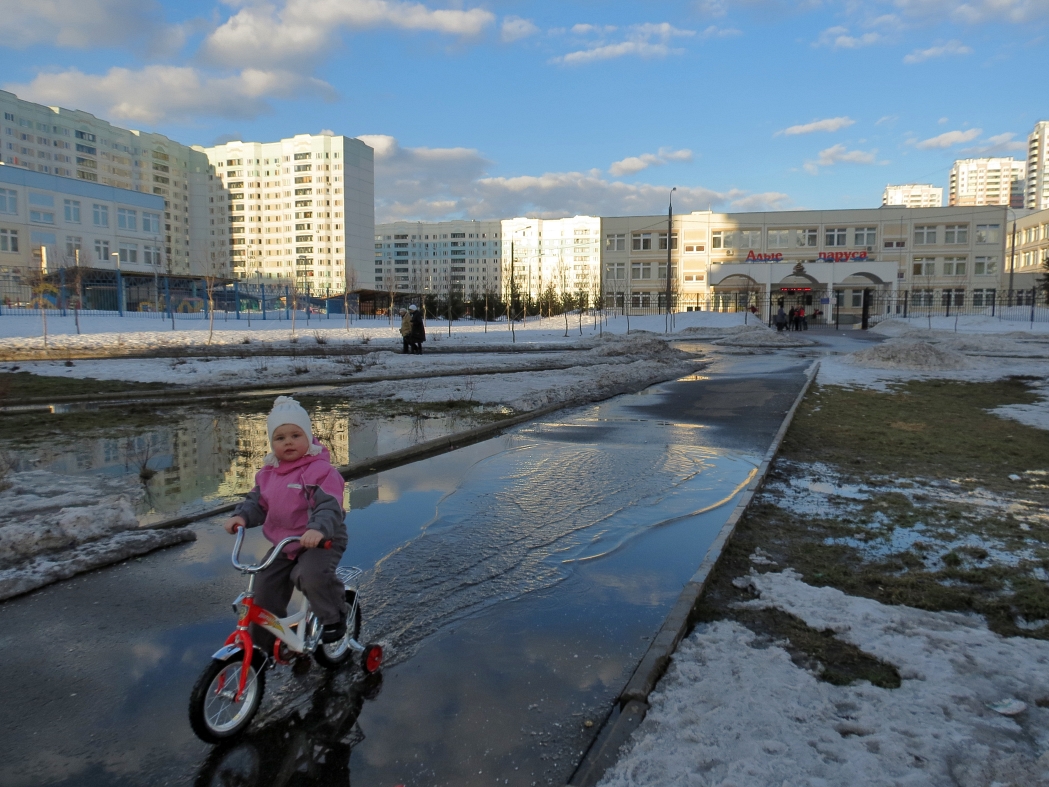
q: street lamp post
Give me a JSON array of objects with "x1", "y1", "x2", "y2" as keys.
[
  {"x1": 666, "y1": 187, "x2": 677, "y2": 333},
  {"x1": 111, "y1": 251, "x2": 123, "y2": 316},
  {"x1": 1007, "y1": 207, "x2": 1017, "y2": 306}
]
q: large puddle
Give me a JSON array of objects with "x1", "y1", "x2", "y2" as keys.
[
  {"x1": 0, "y1": 361, "x2": 813, "y2": 787},
  {"x1": 8, "y1": 402, "x2": 505, "y2": 523}
]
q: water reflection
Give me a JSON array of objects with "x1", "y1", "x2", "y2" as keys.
[
  {"x1": 195, "y1": 671, "x2": 383, "y2": 787},
  {"x1": 11, "y1": 404, "x2": 497, "y2": 520}
]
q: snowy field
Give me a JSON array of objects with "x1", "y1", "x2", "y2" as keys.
[
  {"x1": 0, "y1": 310, "x2": 755, "y2": 356},
  {"x1": 598, "y1": 318, "x2": 1049, "y2": 787}
]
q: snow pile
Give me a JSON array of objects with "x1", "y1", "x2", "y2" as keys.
[
  {"x1": 590, "y1": 333, "x2": 691, "y2": 360},
  {"x1": 0, "y1": 469, "x2": 196, "y2": 600},
  {"x1": 848, "y1": 339, "x2": 971, "y2": 371},
  {"x1": 600, "y1": 570, "x2": 1049, "y2": 787},
  {"x1": 874, "y1": 315, "x2": 1049, "y2": 336}
]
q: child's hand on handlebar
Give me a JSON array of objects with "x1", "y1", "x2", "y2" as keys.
[
  {"x1": 223, "y1": 516, "x2": 246, "y2": 534},
  {"x1": 299, "y1": 529, "x2": 325, "y2": 549}
]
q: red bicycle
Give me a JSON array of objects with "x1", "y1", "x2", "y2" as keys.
[{"x1": 189, "y1": 527, "x2": 383, "y2": 743}]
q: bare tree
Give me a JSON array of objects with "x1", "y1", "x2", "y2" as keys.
[
  {"x1": 25, "y1": 248, "x2": 58, "y2": 349},
  {"x1": 344, "y1": 265, "x2": 358, "y2": 332}
]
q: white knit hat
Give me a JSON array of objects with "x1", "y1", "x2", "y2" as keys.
[{"x1": 267, "y1": 396, "x2": 314, "y2": 444}]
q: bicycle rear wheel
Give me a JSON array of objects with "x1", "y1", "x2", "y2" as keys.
[{"x1": 313, "y1": 589, "x2": 363, "y2": 669}]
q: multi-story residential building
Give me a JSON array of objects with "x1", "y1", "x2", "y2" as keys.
[
  {"x1": 949, "y1": 158, "x2": 1026, "y2": 208},
  {"x1": 501, "y1": 216, "x2": 601, "y2": 301},
  {"x1": 0, "y1": 165, "x2": 164, "y2": 287},
  {"x1": 882, "y1": 184, "x2": 943, "y2": 208},
  {"x1": 1027, "y1": 121, "x2": 1049, "y2": 211},
  {"x1": 373, "y1": 219, "x2": 502, "y2": 295},
  {"x1": 1005, "y1": 207, "x2": 1048, "y2": 292},
  {"x1": 0, "y1": 90, "x2": 225, "y2": 277},
  {"x1": 200, "y1": 135, "x2": 373, "y2": 292}
]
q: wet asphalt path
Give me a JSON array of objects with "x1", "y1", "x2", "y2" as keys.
[{"x1": 0, "y1": 352, "x2": 811, "y2": 787}]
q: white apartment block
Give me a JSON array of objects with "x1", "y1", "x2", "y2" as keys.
[
  {"x1": 201, "y1": 134, "x2": 373, "y2": 292},
  {"x1": 0, "y1": 165, "x2": 165, "y2": 285},
  {"x1": 501, "y1": 216, "x2": 602, "y2": 300},
  {"x1": 373, "y1": 219, "x2": 501, "y2": 295},
  {"x1": 949, "y1": 158, "x2": 1026, "y2": 208},
  {"x1": 1027, "y1": 121, "x2": 1049, "y2": 210},
  {"x1": 882, "y1": 184, "x2": 943, "y2": 208},
  {"x1": 0, "y1": 90, "x2": 224, "y2": 277}
]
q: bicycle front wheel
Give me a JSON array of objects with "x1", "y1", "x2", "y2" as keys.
[{"x1": 189, "y1": 656, "x2": 266, "y2": 743}]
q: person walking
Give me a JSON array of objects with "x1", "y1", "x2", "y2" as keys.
[
  {"x1": 788, "y1": 306, "x2": 797, "y2": 331},
  {"x1": 408, "y1": 303, "x2": 426, "y2": 354},
  {"x1": 774, "y1": 305, "x2": 787, "y2": 332},
  {"x1": 398, "y1": 308, "x2": 412, "y2": 354}
]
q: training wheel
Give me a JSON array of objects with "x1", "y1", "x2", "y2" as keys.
[{"x1": 362, "y1": 643, "x2": 383, "y2": 674}]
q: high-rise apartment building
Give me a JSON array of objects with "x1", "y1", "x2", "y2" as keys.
[
  {"x1": 948, "y1": 158, "x2": 1025, "y2": 208},
  {"x1": 200, "y1": 135, "x2": 373, "y2": 292},
  {"x1": 502, "y1": 216, "x2": 602, "y2": 300},
  {"x1": 0, "y1": 90, "x2": 225, "y2": 276},
  {"x1": 882, "y1": 184, "x2": 943, "y2": 208},
  {"x1": 373, "y1": 219, "x2": 501, "y2": 294},
  {"x1": 1027, "y1": 121, "x2": 1049, "y2": 210}
]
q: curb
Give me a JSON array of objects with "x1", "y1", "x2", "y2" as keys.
[{"x1": 567, "y1": 359, "x2": 821, "y2": 787}]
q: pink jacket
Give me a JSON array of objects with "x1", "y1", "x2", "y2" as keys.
[{"x1": 233, "y1": 442, "x2": 346, "y2": 556}]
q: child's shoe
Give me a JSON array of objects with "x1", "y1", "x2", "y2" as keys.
[{"x1": 321, "y1": 618, "x2": 347, "y2": 643}]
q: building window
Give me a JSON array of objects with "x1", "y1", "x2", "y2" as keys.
[
  {"x1": 972, "y1": 289, "x2": 996, "y2": 307},
  {"x1": 0, "y1": 228, "x2": 17, "y2": 252},
  {"x1": 767, "y1": 229, "x2": 790, "y2": 248},
  {"x1": 944, "y1": 224, "x2": 968, "y2": 244},
  {"x1": 851, "y1": 290, "x2": 862, "y2": 307},
  {"x1": 93, "y1": 204, "x2": 109, "y2": 227},
  {"x1": 796, "y1": 229, "x2": 818, "y2": 247},
  {"x1": 712, "y1": 231, "x2": 737, "y2": 249},
  {"x1": 605, "y1": 233, "x2": 626, "y2": 251},
  {"x1": 941, "y1": 289, "x2": 964, "y2": 307},
  {"x1": 0, "y1": 188, "x2": 17, "y2": 214},
  {"x1": 738, "y1": 230, "x2": 760, "y2": 249},
  {"x1": 29, "y1": 208, "x2": 55, "y2": 224},
  {"x1": 658, "y1": 232, "x2": 679, "y2": 250},
  {"x1": 974, "y1": 256, "x2": 998, "y2": 275},
  {"x1": 631, "y1": 261, "x2": 652, "y2": 279},
  {"x1": 684, "y1": 243, "x2": 705, "y2": 252},
  {"x1": 118, "y1": 243, "x2": 138, "y2": 264},
  {"x1": 606, "y1": 262, "x2": 626, "y2": 279},
  {"x1": 117, "y1": 208, "x2": 137, "y2": 231},
  {"x1": 914, "y1": 225, "x2": 937, "y2": 245},
  {"x1": 142, "y1": 212, "x2": 160, "y2": 233},
  {"x1": 854, "y1": 227, "x2": 876, "y2": 247},
  {"x1": 942, "y1": 257, "x2": 966, "y2": 275},
  {"x1": 975, "y1": 224, "x2": 1000, "y2": 244},
  {"x1": 912, "y1": 258, "x2": 935, "y2": 276},
  {"x1": 884, "y1": 239, "x2": 906, "y2": 249},
  {"x1": 95, "y1": 239, "x2": 110, "y2": 261},
  {"x1": 825, "y1": 228, "x2": 847, "y2": 246},
  {"x1": 65, "y1": 236, "x2": 82, "y2": 257},
  {"x1": 632, "y1": 232, "x2": 653, "y2": 251},
  {"x1": 144, "y1": 245, "x2": 161, "y2": 266},
  {"x1": 64, "y1": 199, "x2": 81, "y2": 223}
]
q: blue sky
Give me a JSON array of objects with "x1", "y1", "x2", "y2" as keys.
[{"x1": 1, "y1": 0, "x2": 1046, "y2": 221}]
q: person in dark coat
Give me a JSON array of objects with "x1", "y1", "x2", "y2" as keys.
[{"x1": 408, "y1": 304, "x2": 426, "y2": 354}]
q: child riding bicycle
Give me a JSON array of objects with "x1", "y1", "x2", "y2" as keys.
[{"x1": 224, "y1": 396, "x2": 348, "y2": 647}]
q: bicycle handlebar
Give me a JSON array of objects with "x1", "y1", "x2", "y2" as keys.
[{"x1": 230, "y1": 526, "x2": 332, "y2": 573}]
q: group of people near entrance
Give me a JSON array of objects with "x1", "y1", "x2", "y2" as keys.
[
  {"x1": 399, "y1": 304, "x2": 427, "y2": 354},
  {"x1": 774, "y1": 304, "x2": 821, "y2": 332}
]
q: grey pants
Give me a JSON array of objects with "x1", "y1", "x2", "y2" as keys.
[{"x1": 252, "y1": 527, "x2": 348, "y2": 652}]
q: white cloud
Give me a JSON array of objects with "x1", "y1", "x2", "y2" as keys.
[
  {"x1": 893, "y1": 0, "x2": 1049, "y2": 24},
  {"x1": 701, "y1": 25, "x2": 743, "y2": 38},
  {"x1": 804, "y1": 143, "x2": 878, "y2": 173},
  {"x1": 571, "y1": 23, "x2": 617, "y2": 35},
  {"x1": 609, "y1": 147, "x2": 694, "y2": 177},
  {"x1": 3, "y1": 65, "x2": 333, "y2": 125},
  {"x1": 202, "y1": 0, "x2": 495, "y2": 70},
  {"x1": 358, "y1": 135, "x2": 787, "y2": 222},
  {"x1": 875, "y1": 115, "x2": 899, "y2": 126},
  {"x1": 914, "y1": 128, "x2": 982, "y2": 149},
  {"x1": 903, "y1": 39, "x2": 972, "y2": 63},
  {"x1": 0, "y1": 0, "x2": 202, "y2": 57},
  {"x1": 777, "y1": 117, "x2": 856, "y2": 136},
  {"x1": 555, "y1": 22, "x2": 696, "y2": 65},
  {"x1": 960, "y1": 132, "x2": 1028, "y2": 155},
  {"x1": 501, "y1": 16, "x2": 539, "y2": 43},
  {"x1": 815, "y1": 25, "x2": 882, "y2": 48}
]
